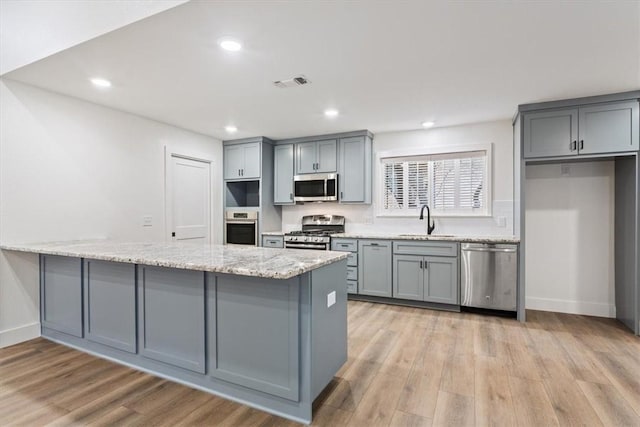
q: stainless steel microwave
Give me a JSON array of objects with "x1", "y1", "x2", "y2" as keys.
[{"x1": 293, "y1": 173, "x2": 338, "y2": 202}]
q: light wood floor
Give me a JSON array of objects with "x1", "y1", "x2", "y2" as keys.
[{"x1": 1, "y1": 302, "x2": 639, "y2": 426}]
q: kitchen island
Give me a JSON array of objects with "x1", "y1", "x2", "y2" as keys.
[{"x1": 0, "y1": 241, "x2": 348, "y2": 424}]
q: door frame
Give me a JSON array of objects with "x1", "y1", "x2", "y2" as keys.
[{"x1": 164, "y1": 147, "x2": 216, "y2": 243}]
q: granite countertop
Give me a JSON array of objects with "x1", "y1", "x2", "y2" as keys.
[
  {"x1": 261, "y1": 231, "x2": 285, "y2": 236},
  {"x1": 330, "y1": 232, "x2": 520, "y2": 244},
  {"x1": 0, "y1": 240, "x2": 348, "y2": 280}
]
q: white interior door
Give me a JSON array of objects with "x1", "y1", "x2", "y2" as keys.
[{"x1": 169, "y1": 155, "x2": 211, "y2": 243}]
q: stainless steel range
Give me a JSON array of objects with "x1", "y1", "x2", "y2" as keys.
[{"x1": 284, "y1": 215, "x2": 345, "y2": 250}]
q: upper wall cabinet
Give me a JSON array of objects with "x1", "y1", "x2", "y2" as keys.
[
  {"x1": 295, "y1": 140, "x2": 337, "y2": 174},
  {"x1": 273, "y1": 144, "x2": 294, "y2": 205},
  {"x1": 523, "y1": 100, "x2": 639, "y2": 159},
  {"x1": 224, "y1": 142, "x2": 261, "y2": 180},
  {"x1": 338, "y1": 136, "x2": 372, "y2": 203}
]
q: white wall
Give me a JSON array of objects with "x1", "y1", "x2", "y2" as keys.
[
  {"x1": 0, "y1": 79, "x2": 223, "y2": 347},
  {"x1": 282, "y1": 120, "x2": 514, "y2": 236},
  {"x1": 525, "y1": 161, "x2": 615, "y2": 318},
  {"x1": 0, "y1": 0, "x2": 187, "y2": 75}
]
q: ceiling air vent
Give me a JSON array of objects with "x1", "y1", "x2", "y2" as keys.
[{"x1": 273, "y1": 75, "x2": 310, "y2": 88}]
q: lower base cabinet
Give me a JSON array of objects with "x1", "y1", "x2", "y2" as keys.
[
  {"x1": 138, "y1": 265, "x2": 206, "y2": 373},
  {"x1": 358, "y1": 240, "x2": 392, "y2": 297},
  {"x1": 85, "y1": 260, "x2": 136, "y2": 353},
  {"x1": 392, "y1": 243, "x2": 459, "y2": 305},
  {"x1": 41, "y1": 255, "x2": 83, "y2": 337}
]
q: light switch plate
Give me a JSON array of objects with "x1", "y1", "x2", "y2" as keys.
[
  {"x1": 327, "y1": 291, "x2": 336, "y2": 308},
  {"x1": 142, "y1": 215, "x2": 153, "y2": 227}
]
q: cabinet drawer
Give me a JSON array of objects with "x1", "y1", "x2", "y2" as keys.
[
  {"x1": 331, "y1": 239, "x2": 357, "y2": 252},
  {"x1": 347, "y1": 252, "x2": 358, "y2": 267},
  {"x1": 347, "y1": 266, "x2": 358, "y2": 281},
  {"x1": 393, "y1": 241, "x2": 458, "y2": 257},
  {"x1": 262, "y1": 236, "x2": 284, "y2": 248},
  {"x1": 347, "y1": 280, "x2": 358, "y2": 294}
]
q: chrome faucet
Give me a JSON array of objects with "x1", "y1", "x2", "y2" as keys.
[{"x1": 419, "y1": 204, "x2": 436, "y2": 235}]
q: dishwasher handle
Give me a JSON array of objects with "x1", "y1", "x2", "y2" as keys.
[{"x1": 462, "y1": 247, "x2": 517, "y2": 253}]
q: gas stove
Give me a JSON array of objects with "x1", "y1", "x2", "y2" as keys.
[{"x1": 284, "y1": 215, "x2": 345, "y2": 250}]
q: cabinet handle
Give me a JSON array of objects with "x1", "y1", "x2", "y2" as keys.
[
  {"x1": 579, "y1": 140, "x2": 584, "y2": 150},
  {"x1": 238, "y1": 169, "x2": 241, "y2": 176},
  {"x1": 340, "y1": 191, "x2": 344, "y2": 199},
  {"x1": 241, "y1": 169, "x2": 244, "y2": 176},
  {"x1": 419, "y1": 260, "x2": 423, "y2": 269},
  {"x1": 341, "y1": 244, "x2": 349, "y2": 247},
  {"x1": 370, "y1": 243, "x2": 379, "y2": 246},
  {"x1": 290, "y1": 192, "x2": 293, "y2": 200},
  {"x1": 570, "y1": 141, "x2": 577, "y2": 151}
]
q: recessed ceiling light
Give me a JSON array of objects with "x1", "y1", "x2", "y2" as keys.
[
  {"x1": 421, "y1": 121, "x2": 435, "y2": 128},
  {"x1": 90, "y1": 77, "x2": 111, "y2": 88},
  {"x1": 225, "y1": 125, "x2": 238, "y2": 133},
  {"x1": 218, "y1": 38, "x2": 242, "y2": 52},
  {"x1": 324, "y1": 109, "x2": 339, "y2": 118}
]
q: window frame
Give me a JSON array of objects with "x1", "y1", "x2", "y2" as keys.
[{"x1": 375, "y1": 143, "x2": 493, "y2": 218}]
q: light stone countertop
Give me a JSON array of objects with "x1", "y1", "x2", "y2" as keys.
[
  {"x1": 261, "y1": 231, "x2": 519, "y2": 244},
  {"x1": 330, "y1": 232, "x2": 519, "y2": 244},
  {"x1": 0, "y1": 240, "x2": 348, "y2": 280}
]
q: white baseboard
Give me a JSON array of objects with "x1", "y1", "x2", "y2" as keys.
[
  {"x1": 526, "y1": 297, "x2": 615, "y2": 318},
  {"x1": 0, "y1": 322, "x2": 41, "y2": 348}
]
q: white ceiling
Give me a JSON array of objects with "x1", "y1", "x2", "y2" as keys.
[{"x1": 3, "y1": 1, "x2": 639, "y2": 140}]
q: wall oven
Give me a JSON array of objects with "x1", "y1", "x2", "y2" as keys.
[
  {"x1": 225, "y1": 211, "x2": 258, "y2": 246},
  {"x1": 293, "y1": 173, "x2": 338, "y2": 202}
]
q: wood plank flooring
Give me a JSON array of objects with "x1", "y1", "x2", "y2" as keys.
[{"x1": 1, "y1": 302, "x2": 639, "y2": 426}]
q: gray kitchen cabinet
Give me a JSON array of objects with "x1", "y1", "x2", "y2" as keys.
[
  {"x1": 578, "y1": 101, "x2": 639, "y2": 155},
  {"x1": 392, "y1": 241, "x2": 459, "y2": 305},
  {"x1": 84, "y1": 260, "x2": 136, "y2": 353},
  {"x1": 523, "y1": 108, "x2": 578, "y2": 158},
  {"x1": 207, "y1": 273, "x2": 300, "y2": 401},
  {"x1": 40, "y1": 255, "x2": 83, "y2": 337},
  {"x1": 138, "y1": 265, "x2": 206, "y2": 373},
  {"x1": 424, "y1": 256, "x2": 458, "y2": 304},
  {"x1": 523, "y1": 101, "x2": 639, "y2": 159},
  {"x1": 393, "y1": 254, "x2": 423, "y2": 301},
  {"x1": 273, "y1": 144, "x2": 294, "y2": 204},
  {"x1": 358, "y1": 240, "x2": 392, "y2": 297},
  {"x1": 332, "y1": 238, "x2": 358, "y2": 294},
  {"x1": 295, "y1": 140, "x2": 337, "y2": 174},
  {"x1": 224, "y1": 142, "x2": 261, "y2": 179},
  {"x1": 338, "y1": 136, "x2": 371, "y2": 203},
  {"x1": 262, "y1": 235, "x2": 284, "y2": 248}
]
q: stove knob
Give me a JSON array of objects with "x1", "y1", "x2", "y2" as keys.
[
  {"x1": 290, "y1": 236, "x2": 297, "y2": 241},
  {"x1": 314, "y1": 237, "x2": 321, "y2": 242}
]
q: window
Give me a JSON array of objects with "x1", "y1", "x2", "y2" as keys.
[{"x1": 380, "y1": 149, "x2": 489, "y2": 216}]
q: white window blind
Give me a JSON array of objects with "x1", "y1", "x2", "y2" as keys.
[{"x1": 381, "y1": 150, "x2": 488, "y2": 216}]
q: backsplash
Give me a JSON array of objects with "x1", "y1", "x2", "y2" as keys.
[{"x1": 281, "y1": 200, "x2": 514, "y2": 236}]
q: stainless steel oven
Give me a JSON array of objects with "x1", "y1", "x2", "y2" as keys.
[
  {"x1": 293, "y1": 173, "x2": 338, "y2": 202},
  {"x1": 225, "y1": 211, "x2": 258, "y2": 246}
]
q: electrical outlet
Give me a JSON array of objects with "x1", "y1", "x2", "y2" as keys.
[
  {"x1": 494, "y1": 216, "x2": 507, "y2": 227},
  {"x1": 561, "y1": 164, "x2": 570, "y2": 176},
  {"x1": 327, "y1": 291, "x2": 336, "y2": 308},
  {"x1": 142, "y1": 216, "x2": 153, "y2": 227}
]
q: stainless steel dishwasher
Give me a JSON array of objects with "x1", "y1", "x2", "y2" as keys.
[{"x1": 461, "y1": 243, "x2": 518, "y2": 311}]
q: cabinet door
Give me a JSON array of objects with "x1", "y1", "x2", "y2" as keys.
[
  {"x1": 339, "y1": 136, "x2": 366, "y2": 202},
  {"x1": 273, "y1": 144, "x2": 294, "y2": 204},
  {"x1": 393, "y1": 255, "x2": 423, "y2": 301},
  {"x1": 138, "y1": 266, "x2": 205, "y2": 373},
  {"x1": 296, "y1": 141, "x2": 317, "y2": 174},
  {"x1": 242, "y1": 142, "x2": 261, "y2": 178},
  {"x1": 84, "y1": 260, "x2": 136, "y2": 353},
  {"x1": 578, "y1": 101, "x2": 639, "y2": 155},
  {"x1": 424, "y1": 256, "x2": 458, "y2": 305},
  {"x1": 224, "y1": 145, "x2": 244, "y2": 179},
  {"x1": 41, "y1": 255, "x2": 83, "y2": 337},
  {"x1": 358, "y1": 240, "x2": 392, "y2": 297},
  {"x1": 523, "y1": 108, "x2": 578, "y2": 158},
  {"x1": 316, "y1": 139, "x2": 337, "y2": 172}
]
